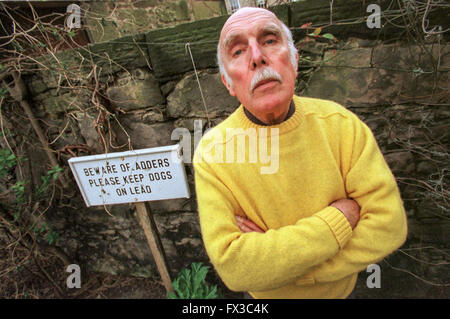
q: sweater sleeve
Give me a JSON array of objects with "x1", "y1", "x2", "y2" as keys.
[
  {"x1": 300, "y1": 115, "x2": 408, "y2": 283},
  {"x1": 193, "y1": 154, "x2": 352, "y2": 292}
]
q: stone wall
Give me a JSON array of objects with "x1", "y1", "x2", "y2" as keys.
[
  {"x1": 84, "y1": 0, "x2": 226, "y2": 43},
  {"x1": 4, "y1": 1, "x2": 449, "y2": 298}
]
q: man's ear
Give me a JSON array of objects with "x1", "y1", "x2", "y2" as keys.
[{"x1": 221, "y1": 74, "x2": 236, "y2": 97}]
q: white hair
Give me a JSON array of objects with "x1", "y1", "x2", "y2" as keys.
[{"x1": 217, "y1": 21, "x2": 298, "y2": 88}]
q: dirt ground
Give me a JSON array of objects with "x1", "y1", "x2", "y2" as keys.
[
  {"x1": 0, "y1": 232, "x2": 169, "y2": 299},
  {"x1": 3, "y1": 232, "x2": 448, "y2": 299},
  {"x1": 0, "y1": 254, "x2": 168, "y2": 299},
  {"x1": 0, "y1": 234, "x2": 243, "y2": 299}
]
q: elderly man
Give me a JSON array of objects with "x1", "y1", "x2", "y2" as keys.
[{"x1": 193, "y1": 7, "x2": 407, "y2": 299}]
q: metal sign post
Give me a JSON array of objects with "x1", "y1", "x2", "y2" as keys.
[{"x1": 68, "y1": 145, "x2": 190, "y2": 294}]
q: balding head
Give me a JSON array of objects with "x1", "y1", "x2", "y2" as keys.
[
  {"x1": 217, "y1": 7, "x2": 297, "y2": 88},
  {"x1": 220, "y1": 7, "x2": 278, "y2": 41}
]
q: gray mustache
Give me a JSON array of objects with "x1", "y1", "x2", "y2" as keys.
[{"x1": 250, "y1": 67, "x2": 282, "y2": 92}]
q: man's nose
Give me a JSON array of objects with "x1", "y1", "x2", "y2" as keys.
[{"x1": 249, "y1": 42, "x2": 266, "y2": 69}]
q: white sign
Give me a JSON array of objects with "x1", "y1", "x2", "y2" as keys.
[{"x1": 68, "y1": 145, "x2": 190, "y2": 207}]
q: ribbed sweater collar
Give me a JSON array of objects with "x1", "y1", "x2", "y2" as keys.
[{"x1": 233, "y1": 96, "x2": 303, "y2": 135}]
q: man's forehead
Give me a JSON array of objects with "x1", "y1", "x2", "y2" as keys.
[
  {"x1": 223, "y1": 22, "x2": 282, "y2": 48},
  {"x1": 219, "y1": 8, "x2": 281, "y2": 44}
]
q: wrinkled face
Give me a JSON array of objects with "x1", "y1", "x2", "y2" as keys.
[{"x1": 219, "y1": 8, "x2": 298, "y2": 124}]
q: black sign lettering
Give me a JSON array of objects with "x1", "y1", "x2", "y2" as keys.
[
  {"x1": 129, "y1": 185, "x2": 152, "y2": 195},
  {"x1": 116, "y1": 187, "x2": 127, "y2": 196}
]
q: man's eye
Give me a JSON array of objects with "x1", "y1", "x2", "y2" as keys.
[
  {"x1": 234, "y1": 49, "x2": 242, "y2": 56},
  {"x1": 265, "y1": 39, "x2": 275, "y2": 45}
]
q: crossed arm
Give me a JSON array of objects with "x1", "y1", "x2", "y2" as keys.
[
  {"x1": 233, "y1": 120, "x2": 408, "y2": 285},
  {"x1": 235, "y1": 198, "x2": 361, "y2": 233},
  {"x1": 232, "y1": 123, "x2": 407, "y2": 285}
]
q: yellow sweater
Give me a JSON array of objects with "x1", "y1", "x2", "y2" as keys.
[{"x1": 193, "y1": 96, "x2": 407, "y2": 298}]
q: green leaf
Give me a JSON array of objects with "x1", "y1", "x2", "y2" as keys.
[
  {"x1": 167, "y1": 291, "x2": 178, "y2": 299},
  {"x1": 172, "y1": 277, "x2": 179, "y2": 289},
  {"x1": 168, "y1": 262, "x2": 221, "y2": 299},
  {"x1": 322, "y1": 33, "x2": 335, "y2": 40},
  {"x1": 204, "y1": 285, "x2": 218, "y2": 299},
  {"x1": 45, "y1": 230, "x2": 59, "y2": 245}
]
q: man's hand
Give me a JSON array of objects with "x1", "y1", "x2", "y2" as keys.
[
  {"x1": 235, "y1": 199, "x2": 360, "y2": 233},
  {"x1": 330, "y1": 198, "x2": 361, "y2": 229},
  {"x1": 235, "y1": 215, "x2": 265, "y2": 233}
]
